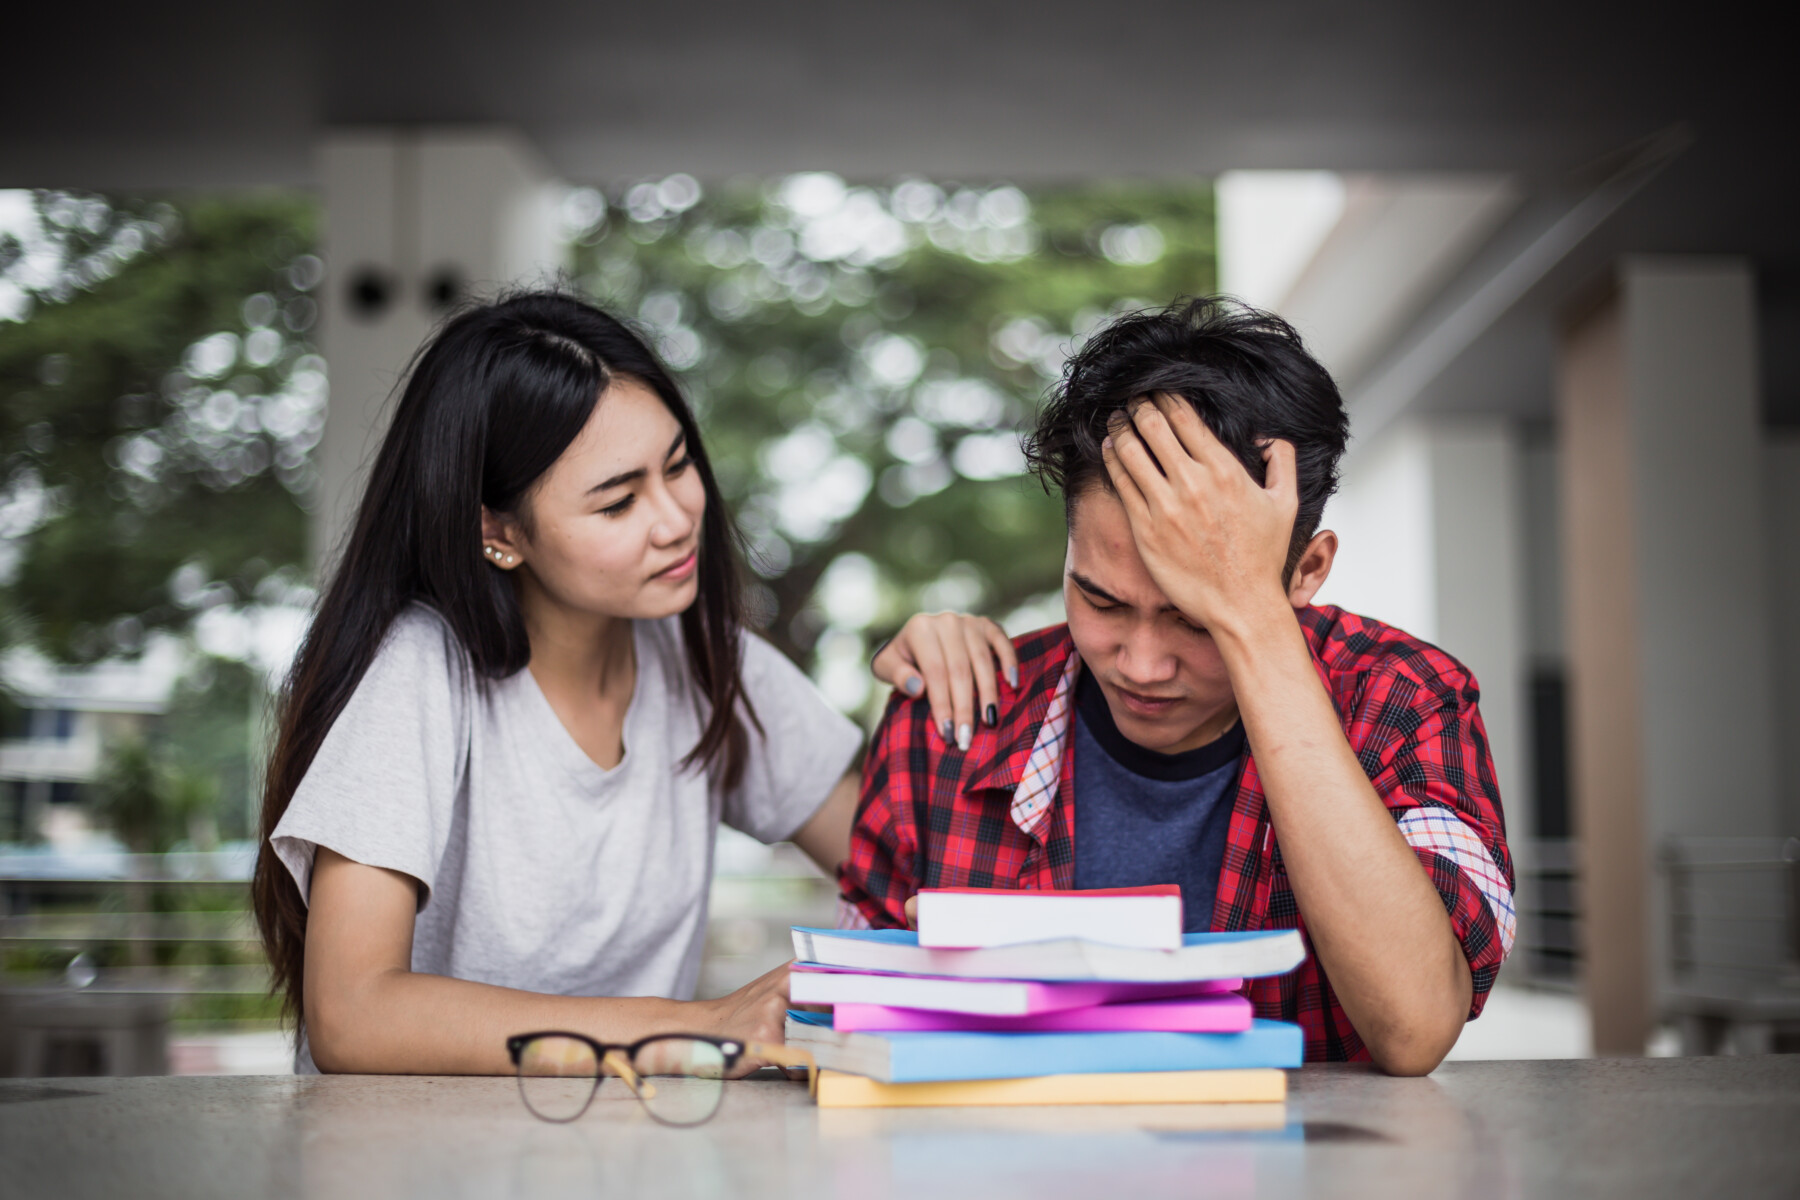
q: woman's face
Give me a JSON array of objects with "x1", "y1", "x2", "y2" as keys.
[{"x1": 496, "y1": 376, "x2": 706, "y2": 623}]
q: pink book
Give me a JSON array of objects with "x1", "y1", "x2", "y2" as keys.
[
  {"x1": 789, "y1": 964, "x2": 1242, "y2": 1016},
  {"x1": 830, "y1": 993, "x2": 1254, "y2": 1033}
]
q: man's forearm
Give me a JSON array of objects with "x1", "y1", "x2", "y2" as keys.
[{"x1": 1212, "y1": 607, "x2": 1472, "y2": 1075}]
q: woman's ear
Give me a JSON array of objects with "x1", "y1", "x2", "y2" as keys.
[
  {"x1": 479, "y1": 506, "x2": 527, "y2": 571},
  {"x1": 1286, "y1": 529, "x2": 1338, "y2": 609}
]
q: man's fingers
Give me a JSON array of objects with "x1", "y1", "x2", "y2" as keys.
[
  {"x1": 1128, "y1": 400, "x2": 1195, "y2": 480},
  {"x1": 1148, "y1": 392, "x2": 1210, "y2": 464},
  {"x1": 1103, "y1": 425, "x2": 1158, "y2": 516},
  {"x1": 1152, "y1": 391, "x2": 1242, "y2": 477}
]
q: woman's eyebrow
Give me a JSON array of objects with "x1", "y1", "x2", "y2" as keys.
[{"x1": 587, "y1": 430, "x2": 686, "y2": 495}]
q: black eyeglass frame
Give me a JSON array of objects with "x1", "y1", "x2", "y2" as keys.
[{"x1": 505, "y1": 1030, "x2": 817, "y2": 1126}]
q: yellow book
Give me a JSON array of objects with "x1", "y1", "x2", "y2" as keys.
[{"x1": 816, "y1": 1068, "x2": 1287, "y2": 1108}]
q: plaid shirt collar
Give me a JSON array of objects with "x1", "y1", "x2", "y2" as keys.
[
  {"x1": 957, "y1": 630, "x2": 1079, "y2": 812},
  {"x1": 1002, "y1": 649, "x2": 1082, "y2": 842},
  {"x1": 969, "y1": 624, "x2": 1342, "y2": 808}
]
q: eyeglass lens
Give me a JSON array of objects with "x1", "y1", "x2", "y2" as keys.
[
  {"x1": 516, "y1": 1035, "x2": 601, "y2": 1122},
  {"x1": 515, "y1": 1035, "x2": 729, "y2": 1126}
]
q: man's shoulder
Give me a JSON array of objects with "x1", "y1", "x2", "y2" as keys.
[
  {"x1": 1299, "y1": 605, "x2": 1477, "y2": 699},
  {"x1": 877, "y1": 622, "x2": 1073, "y2": 721},
  {"x1": 870, "y1": 623, "x2": 1073, "y2": 776},
  {"x1": 1010, "y1": 622, "x2": 1076, "y2": 682}
]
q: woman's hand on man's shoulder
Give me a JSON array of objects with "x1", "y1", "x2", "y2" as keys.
[{"x1": 871, "y1": 612, "x2": 1019, "y2": 752}]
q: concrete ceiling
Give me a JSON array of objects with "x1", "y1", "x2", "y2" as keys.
[{"x1": 7, "y1": 0, "x2": 1796, "y2": 424}]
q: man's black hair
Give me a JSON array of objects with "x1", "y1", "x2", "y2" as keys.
[{"x1": 1023, "y1": 296, "x2": 1350, "y2": 576}]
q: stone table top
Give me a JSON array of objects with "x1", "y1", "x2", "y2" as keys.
[{"x1": 3, "y1": 1056, "x2": 1797, "y2": 1199}]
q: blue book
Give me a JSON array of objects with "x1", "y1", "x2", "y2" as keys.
[
  {"x1": 791, "y1": 926, "x2": 1305, "y2": 983},
  {"x1": 785, "y1": 1011, "x2": 1304, "y2": 1083}
]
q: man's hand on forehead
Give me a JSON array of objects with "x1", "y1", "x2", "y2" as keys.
[{"x1": 1100, "y1": 391, "x2": 1298, "y2": 638}]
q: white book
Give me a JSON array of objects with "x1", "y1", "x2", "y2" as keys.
[
  {"x1": 790, "y1": 927, "x2": 1306, "y2": 983},
  {"x1": 915, "y1": 886, "x2": 1184, "y2": 950}
]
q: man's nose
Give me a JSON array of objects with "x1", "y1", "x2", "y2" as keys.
[{"x1": 1116, "y1": 624, "x2": 1179, "y2": 684}]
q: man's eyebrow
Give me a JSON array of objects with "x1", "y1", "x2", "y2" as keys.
[
  {"x1": 1067, "y1": 572, "x2": 1125, "y2": 606},
  {"x1": 1066, "y1": 571, "x2": 1179, "y2": 613},
  {"x1": 587, "y1": 430, "x2": 687, "y2": 495}
]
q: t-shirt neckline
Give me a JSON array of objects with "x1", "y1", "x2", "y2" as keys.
[
  {"x1": 1074, "y1": 665, "x2": 1246, "y2": 783},
  {"x1": 519, "y1": 619, "x2": 647, "y2": 790}
]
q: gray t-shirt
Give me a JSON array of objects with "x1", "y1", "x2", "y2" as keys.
[{"x1": 271, "y1": 605, "x2": 860, "y2": 1073}]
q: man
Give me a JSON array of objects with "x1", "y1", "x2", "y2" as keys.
[{"x1": 848, "y1": 298, "x2": 1513, "y2": 1074}]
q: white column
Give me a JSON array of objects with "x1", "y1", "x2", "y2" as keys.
[
  {"x1": 1622, "y1": 258, "x2": 1779, "y2": 846},
  {"x1": 312, "y1": 128, "x2": 564, "y2": 571}
]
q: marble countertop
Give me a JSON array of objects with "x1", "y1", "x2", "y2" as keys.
[{"x1": 3, "y1": 1057, "x2": 1797, "y2": 1199}]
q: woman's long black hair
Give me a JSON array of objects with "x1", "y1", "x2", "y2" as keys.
[{"x1": 252, "y1": 291, "x2": 757, "y2": 1027}]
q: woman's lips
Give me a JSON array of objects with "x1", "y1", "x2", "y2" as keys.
[{"x1": 653, "y1": 550, "x2": 698, "y2": 582}]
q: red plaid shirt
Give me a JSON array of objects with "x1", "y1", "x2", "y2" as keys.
[{"x1": 838, "y1": 605, "x2": 1515, "y2": 1062}]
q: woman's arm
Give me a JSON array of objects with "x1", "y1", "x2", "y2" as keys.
[
  {"x1": 788, "y1": 769, "x2": 860, "y2": 878},
  {"x1": 304, "y1": 848, "x2": 792, "y2": 1075}
]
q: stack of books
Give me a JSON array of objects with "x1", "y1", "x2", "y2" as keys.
[{"x1": 787, "y1": 886, "x2": 1307, "y2": 1108}]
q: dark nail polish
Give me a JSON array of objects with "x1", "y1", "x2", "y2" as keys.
[
  {"x1": 941, "y1": 720, "x2": 954, "y2": 741},
  {"x1": 985, "y1": 704, "x2": 998, "y2": 728}
]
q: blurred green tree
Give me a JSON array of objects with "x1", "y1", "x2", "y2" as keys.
[
  {"x1": 568, "y1": 174, "x2": 1215, "y2": 706},
  {"x1": 92, "y1": 735, "x2": 217, "y2": 855},
  {"x1": 2, "y1": 179, "x2": 1213, "y2": 720},
  {"x1": 0, "y1": 190, "x2": 322, "y2": 663}
]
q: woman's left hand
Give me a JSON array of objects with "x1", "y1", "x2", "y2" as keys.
[{"x1": 872, "y1": 612, "x2": 1018, "y2": 751}]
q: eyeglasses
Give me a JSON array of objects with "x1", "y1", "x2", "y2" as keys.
[{"x1": 506, "y1": 1031, "x2": 818, "y2": 1126}]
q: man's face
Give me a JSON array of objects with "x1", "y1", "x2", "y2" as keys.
[{"x1": 1062, "y1": 486, "x2": 1238, "y2": 754}]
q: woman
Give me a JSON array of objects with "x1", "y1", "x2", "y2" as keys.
[{"x1": 252, "y1": 292, "x2": 1012, "y2": 1074}]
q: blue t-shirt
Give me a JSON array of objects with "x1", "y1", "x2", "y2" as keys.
[{"x1": 1071, "y1": 667, "x2": 1247, "y2": 932}]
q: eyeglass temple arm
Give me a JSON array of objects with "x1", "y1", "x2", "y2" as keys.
[
  {"x1": 601, "y1": 1048, "x2": 658, "y2": 1100},
  {"x1": 744, "y1": 1041, "x2": 819, "y2": 1096}
]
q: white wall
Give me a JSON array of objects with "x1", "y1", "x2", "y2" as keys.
[
  {"x1": 1314, "y1": 421, "x2": 1439, "y2": 640},
  {"x1": 1315, "y1": 417, "x2": 1530, "y2": 842},
  {"x1": 1427, "y1": 420, "x2": 1529, "y2": 848}
]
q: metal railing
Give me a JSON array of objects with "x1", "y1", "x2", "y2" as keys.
[
  {"x1": 1517, "y1": 838, "x2": 1581, "y2": 984},
  {"x1": 0, "y1": 847, "x2": 268, "y2": 999},
  {"x1": 1663, "y1": 836, "x2": 1800, "y2": 989}
]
